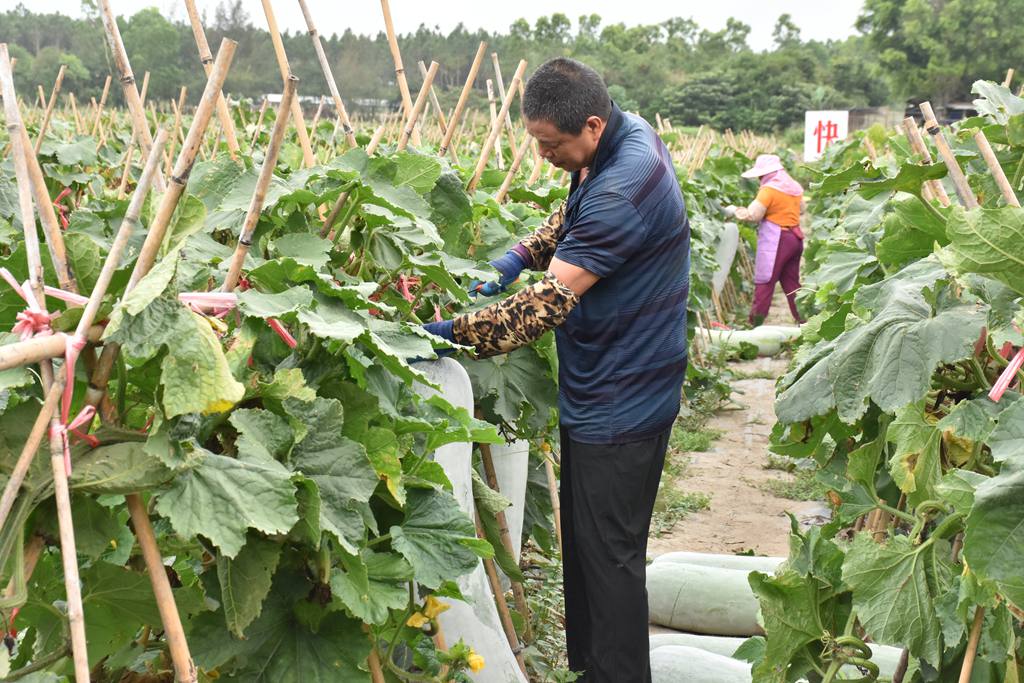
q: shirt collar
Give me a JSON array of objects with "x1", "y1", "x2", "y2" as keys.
[{"x1": 570, "y1": 102, "x2": 625, "y2": 195}]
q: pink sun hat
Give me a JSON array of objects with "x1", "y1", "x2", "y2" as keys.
[{"x1": 741, "y1": 154, "x2": 785, "y2": 179}]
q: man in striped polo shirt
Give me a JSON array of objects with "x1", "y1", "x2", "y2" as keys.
[{"x1": 423, "y1": 57, "x2": 690, "y2": 682}]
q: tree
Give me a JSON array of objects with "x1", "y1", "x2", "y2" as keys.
[
  {"x1": 121, "y1": 8, "x2": 187, "y2": 102},
  {"x1": 772, "y1": 14, "x2": 801, "y2": 48}
]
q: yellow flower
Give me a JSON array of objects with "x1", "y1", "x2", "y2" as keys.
[
  {"x1": 406, "y1": 611, "x2": 429, "y2": 628},
  {"x1": 467, "y1": 651, "x2": 485, "y2": 672},
  {"x1": 423, "y1": 595, "x2": 450, "y2": 619},
  {"x1": 541, "y1": 441, "x2": 552, "y2": 454}
]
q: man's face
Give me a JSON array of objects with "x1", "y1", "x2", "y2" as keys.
[{"x1": 525, "y1": 115, "x2": 606, "y2": 172}]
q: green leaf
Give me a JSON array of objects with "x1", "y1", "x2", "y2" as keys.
[
  {"x1": 286, "y1": 397, "x2": 379, "y2": 551},
  {"x1": 271, "y1": 233, "x2": 333, "y2": 269},
  {"x1": 886, "y1": 403, "x2": 943, "y2": 507},
  {"x1": 217, "y1": 532, "x2": 283, "y2": 637},
  {"x1": 972, "y1": 80, "x2": 1024, "y2": 124},
  {"x1": 776, "y1": 264, "x2": 986, "y2": 424},
  {"x1": 390, "y1": 487, "x2": 491, "y2": 589},
  {"x1": 329, "y1": 547, "x2": 408, "y2": 625},
  {"x1": 462, "y1": 346, "x2": 558, "y2": 434},
  {"x1": 230, "y1": 408, "x2": 294, "y2": 463},
  {"x1": 53, "y1": 136, "x2": 99, "y2": 166},
  {"x1": 102, "y1": 250, "x2": 180, "y2": 337},
  {"x1": 63, "y1": 231, "x2": 103, "y2": 293},
  {"x1": 297, "y1": 299, "x2": 366, "y2": 344},
  {"x1": 80, "y1": 562, "x2": 161, "y2": 666},
  {"x1": 940, "y1": 206, "x2": 1024, "y2": 295},
  {"x1": 393, "y1": 152, "x2": 443, "y2": 193},
  {"x1": 842, "y1": 533, "x2": 949, "y2": 667},
  {"x1": 162, "y1": 194, "x2": 207, "y2": 256},
  {"x1": 472, "y1": 470, "x2": 524, "y2": 582},
  {"x1": 258, "y1": 367, "x2": 317, "y2": 403},
  {"x1": 936, "y1": 469, "x2": 988, "y2": 515},
  {"x1": 237, "y1": 286, "x2": 313, "y2": 318},
  {"x1": 748, "y1": 570, "x2": 832, "y2": 683},
  {"x1": 160, "y1": 309, "x2": 245, "y2": 416},
  {"x1": 856, "y1": 161, "x2": 948, "y2": 198},
  {"x1": 988, "y1": 398, "x2": 1024, "y2": 463},
  {"x1": 155, "y1": 449, "x2": 297, "y2": 558},
  {"x1": 963, "y1": 462, "x2": 1024, "y2": 610},
  {"x1": 363, "y1": 426, "x2": 404, "y2": 505},
  {"x1": 71, "y1": 441, "x2": 174, "y2": 494}
]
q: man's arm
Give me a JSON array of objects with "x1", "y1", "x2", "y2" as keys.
[
  {"x1": 424, "y1": 258, "x2": 597, "y2": 359},
  {"x1": 516, "y1": 204, "x2": 566, "y2": 271}
]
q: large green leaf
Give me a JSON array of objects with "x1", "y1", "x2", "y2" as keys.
[
  {"x1": 329, "y1": 547, "x2": 409, "y2": 625},
  {"x1": 393, "y1": 152, "x2": 443, "y2": 193},
  {"x1": 71, "y1": 441, "x2": 174, "y2": 494},
  {"x1": 390, "y1": 487, "x2": 491, "y2": 589},
  {"x1": 236, "y1": 285, "x2": 313, "y2": 318},
  {"x1": 776, "y1": 267, "x2": 985, "y2": 424},
  {"x1": 987, "y1": 398, "x2": 1024, "y2": 462},
  {"x1": 461, "y1": 345, "x2": 558, "y2": 434},
  {"x1": 748, "y1": 570, "x2": 833, "y2": 683},
  {"x1": 886, "y1": 403, "x2": 943, "y2": 507},
  {"x1": 842, "y1": 533, "x2": 950, "y2": 667},
  {"x1": 963, "y1": 461, "x2": 1024, "y2": 610},
  {"x1": 941, "y1": 206, "x2": 1024, "y2": 295},
  {"x1": 155, "y1": 450, "x2": 297, "y2": 558},
  {"x1": 230, "y1": 408, "x2": 295, "y2": 463},
  {"x1": 217, "y1": 532, "x2": 283, "y2": 637}
]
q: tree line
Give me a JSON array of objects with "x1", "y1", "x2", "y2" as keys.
[{"x1": 2, "y1": 0, "x2": 1021, "y2": 133}]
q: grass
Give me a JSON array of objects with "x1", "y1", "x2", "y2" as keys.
[
  {"x1": 649, "y1": 420, "x2": 719, "y2": 537},
  {"x1": 670, "y1": 426, "x2": 723, "y2": 454},
  {"x1": 521, "y1": 547, "x2": 581, "y2": 682},
  {"x1": 760, "y1": 467, "x2": 829, "y2": 501},
  {"x1": 730, "y1": 367, "x2": 779, "y2": 380},
  {"x1": 650, "y1": 487, "x2": 711, "y2": 537}
]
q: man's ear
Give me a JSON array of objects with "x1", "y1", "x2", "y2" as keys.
[{"x1": 585, "y1": 116, "x2": 604, "y2": 135}]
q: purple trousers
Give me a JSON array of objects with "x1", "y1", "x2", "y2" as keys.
[{"x1": 750, "y1": 228, "x2": 804, "y2": 325}]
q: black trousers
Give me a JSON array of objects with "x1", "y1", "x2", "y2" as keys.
[{"x1": 560, "y1": 425, "x2": 670, "y2": 683}]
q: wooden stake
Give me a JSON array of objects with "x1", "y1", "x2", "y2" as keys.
[
  {"x1": 380, "y1": 0, "x2": 420, "y2": 147},
  {"x1": 397, "y1": 61, "x2": 438, "y2": 151},
  {"x1": 68, "y1": 92, "x2": 84, "y2": 134},
  {"x1": 260, "y1": 0, "x2": 315, "y2": 168},
  {"x1": 469, "y1": 60, "x2": 527, "y2": 192},
  {"x1": 543, "y1": 452, "x2": 562, "y2": 552},
  {"x1": 527, "y1": 138, "x2": 544, "y2": 185},
  {"x1": 440, "y1": 42, "x2": 486, "y2": 158},
  {"x1": 491, "y1": 52, "x2": 517, "y2": 144},
  {"x1": 902, "y1": 116, "x2": 950, "y2": 207},
  {"x1": 298, "y1": 0, "x2": 358, "y2": 149},
  {"x1": 1003, "y1": 68, "x2": 1015, "y2": 88},
  {"x1": 919, "y1": 102, "x2": 979, "y2": 209},
  {"x1": 37, "y1": 84, "x2": 46, "y2": 110},
  {"x1": 474, "y1": 510, "x2": 527, "y2": 675},
  {"x1": 496, "y1": 131, "x2": 533, "y2": 203},
  {"x1": 479, "y1": 443, "x2": 532, "y2": 643},
  {"x1": 183, "y1": 0, "x2": 240, "y2": 159},
  {"x1": 86, "y1": 39, "x2": 237, "y2": 411},
  {"x1": 223, "y1": 76, "x2": 295, "y2": 292},
  {"x1": 974, "y1": 130, "x2": 1021, "y2": 207},
  {"x1": 98, "y1": 0, "x2": 164, "y2": 192},
  {"x1": 126, "y1": 493, "x2": 197, "y2": 682},
  {"x1": 309, "y1": 95, "x2": 326, "y2": 142},
  {"x1": 166, "y1": 86, "x2": 187, "y2": 178},
  {"x1": 486, "y1": 79, "x2": 504, "y2": 170},
  {"x1": 958, "y1": 606, "x2": 985, "y2": 683},
  {"x1": 93, "y1": 74, "x2": 112, "y2": 136},
  {"x1": 33, "y1": 64, "x2": 66, "y2": 154},
  {"x1": 0, "y1": 378, "x2": 63, "y2": 531},
  {"x1": 250, "y1": 96, "x2": 269, "y2": 147}
]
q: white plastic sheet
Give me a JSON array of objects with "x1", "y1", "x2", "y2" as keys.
[{"x1": 413, "y1": 359, "x2": 527, "y2": 683}]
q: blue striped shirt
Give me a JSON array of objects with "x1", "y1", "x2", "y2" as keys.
[{"x1": 554, "y1": 104, "x2": 690, "y2": 444}]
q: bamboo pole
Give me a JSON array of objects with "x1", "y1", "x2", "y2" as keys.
[
  {"x1": 491, "y1": 53, "x2": 517, "y2": 144},
  {"x1": 33, "y1": 64, "x2": 66, "y2": 154},
  {"x1": 1003, "y1": 68, "x2": 1015, "y2": 88},
  {"x1": 486, "y1": 80, "x2": 504, "y2": 170},
  {"x1": 527, "y1": 138, "x2": 544, "y2": 185},
  {"x1": 298, "y1": 0, "x2": 358, "y2": 149},
  {"x1": 418, "y1": 60, "x2": 448, "y2": 135},
  {"x1": 68, "y1": 92, "x2": 84, "y2": 134},
  {"x1": 36, "y1": 85, "x2": 46, "y2": 109},
  {"x1": 468, "y1": 60, "x2": 527, "y2": 192},
  {"x1": 397, "y1": 61, "x2": 438, "y2": 151},
  {"x1": 479, "y1": 443, "x2": 532, "y2": 643},
  {"x1": 496, "y1": 131, "x2": 533, "y2": 203},
  {"x1": 474, "y1": 511, "x2": 527, "y2": 675},
  {"x1": 309, "y1": 95, "x2": 326, "y2": 142},
  {"x1": 166, "y1": 86, "x2": 187, "y2": 178},
  {"x1": 543, "y1": 452, "x2": 562, "y2": 552},
  {"x1": 1, "y1": 44, "x2": 90, "y2": 683},
  {"x1": 958, "y1": 606, "x2": 985, "y2": 683},
  {"x1": 439, "y1": 42, "x2": 486, "y2": 159},
  {"x1": 919, "y1": 102, "x2": 978, "y2": 209},
  {"x1": 380, "y1": 0, "x2": 419, "y2": 147},
  {"x1": 85, "y1": 39, "x2": 236, "y2": 410},
  {"x1": 98, "y1": 0, "x2": 164, "y2": 192},
  {"x1": 15, "y1": 125, "x2": 77, "y2": 293},
  {"x1": 183, "y1": 0, "x2": 240, "y2": 159},
  {"x1": 250, "y1": 96, "x2": 269, "y2": 147},
  {"x1": 974, "y1": 130, "x2": 1021, "y2": 207},
  {"x1": 0, "y1": 326, "x2": 104, "y2": 372},
  {"x1": 126, "y1": 493, "x2": 197, "y2": 682},
  {"x1": 93, "y1": 74, "x2": 112, "y2": 137},
  {"x1": 260, "y1": 0, "x2": 315, "y2": 169},
  {"x1": 902, "y1": 116, "x2": 950, "y2": 207},
  {"x1": 223, "y1": 76, "x2": 296, "y2": 292},
  {"x1": 0, "y1": 378, "x2": 63, "y2": 531}
]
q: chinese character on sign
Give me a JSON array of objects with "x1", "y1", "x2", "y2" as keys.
[
  {"x1": 814, "y1": 119, "x2": 839, "y2": 153},
  {"x1": 804, "y1": 111, "x2": 849, "y2": 161}
]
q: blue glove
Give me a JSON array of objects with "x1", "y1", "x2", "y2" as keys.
[
  {"x1": 411, "y1": 319, "x2": 455, "y2": 363},
  {"x1": 469, "y1": 249, "x2": 527, "y2": 297}
]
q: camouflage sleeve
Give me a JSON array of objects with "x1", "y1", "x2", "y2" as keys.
[
  {"x1": 517, "y1": 204, "x2": 565, "y2": 271},
  {"x1": 451, "y1": 272, "x2": 579, "y2": 358}
]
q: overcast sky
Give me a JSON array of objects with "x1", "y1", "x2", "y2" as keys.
[{"x1": 3, "y1": 1, "x2": 866, "y2": 52}]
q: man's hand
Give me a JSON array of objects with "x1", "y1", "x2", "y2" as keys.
[
  {"x1": 469, "y1": 249, "x2": 527, "y2": 297},
  {"x1": 410, "y1": 320, "x2": 455, "y2": 363}
]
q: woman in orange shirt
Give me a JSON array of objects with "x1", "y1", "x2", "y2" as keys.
[{"x1": 725, "y1": 154, "x2": 806, "y2": 326}]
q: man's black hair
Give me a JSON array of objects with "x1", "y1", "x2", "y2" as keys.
[{"x1": 522, "y1": 58, "x2": 611, "y2": 135}]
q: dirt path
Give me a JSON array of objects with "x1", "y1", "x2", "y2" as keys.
[{"x1": 649, "y1": 291, "x2": 825, "y2": 559}]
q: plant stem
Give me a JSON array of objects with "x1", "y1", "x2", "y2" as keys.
[
  {"x1": 365, "y1": 533, "x2": 392, "y2": 548},
  {"x1": 878, "y1": 502, "x2": 916, "y2": 525},
  {"x1": 916, "y1": 191, "x2": 947, "y2": 224}
]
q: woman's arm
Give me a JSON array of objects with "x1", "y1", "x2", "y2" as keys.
[{"x1": 733, "y1": 200, "x2": 767, "y2": 223}]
